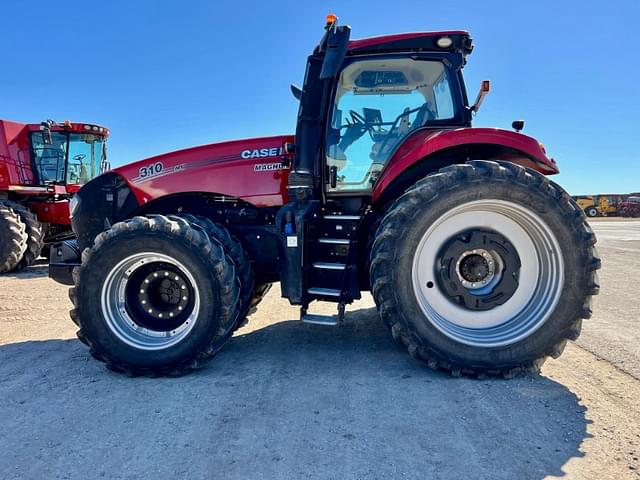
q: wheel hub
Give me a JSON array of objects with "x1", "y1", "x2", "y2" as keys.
[
  {"x1": 126, "y1": 262, "x2": 194, "y2": 332},
  {"x1": 436, "y1": 229, "x2": 520, "y2": 311},
  {"x1": 456, "y1": 249, "x2": 495, "y2": 287}
]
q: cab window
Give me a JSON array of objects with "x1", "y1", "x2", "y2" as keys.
[
  {"x1": 30, "y1": 132, "x2": 67, "y2": 183},
  {"x1": 326, "y1": 58, "x2": 456, "y2": 192}
]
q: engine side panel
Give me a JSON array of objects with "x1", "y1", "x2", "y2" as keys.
[{"x1": 114, "y1": 135, "x2": 294, "y2": 208}]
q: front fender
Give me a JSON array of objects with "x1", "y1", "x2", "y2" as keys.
[{"x1": 71, "y1": 172, "x2": 139, "y2": 251}]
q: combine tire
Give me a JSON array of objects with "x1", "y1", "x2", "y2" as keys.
[
  {"x1": 370, "y1": 161, "x2": 600, "y2": 378},
  {"x1": 2, "y1": 201, "x2": 44, "y2": 271},
  {"x1": 69, "y1": 215, "x2": 240, "y2": 376},
  {"x1": 170, "y1": 214, "x2": 255, "y2": 330},
  {"x1": 585, "y1": 206, "x2": 598, "y2": 218},
  {"x1": 0, "y1": 203, "x2": 27, "y2": 273}
]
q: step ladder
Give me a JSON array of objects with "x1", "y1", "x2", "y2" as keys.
[{"x1": 300, "y1": 212, "x2": 362, "y2": 325}]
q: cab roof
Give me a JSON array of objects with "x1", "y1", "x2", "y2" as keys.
[{"x1": 347, "y1": 31, "x2": 473, "y2": 56}]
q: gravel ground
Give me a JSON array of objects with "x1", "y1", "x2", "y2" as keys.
[
  {"x1": 578, "y1": 219, "x2": 640, "y2": 378},
  {"x1": 0, "y1": 219, "x2": 638, "y2": 479}
]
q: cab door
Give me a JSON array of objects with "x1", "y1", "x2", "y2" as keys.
[{"x1": 325, "y1": 56, "x2": 457, "y2": 194}]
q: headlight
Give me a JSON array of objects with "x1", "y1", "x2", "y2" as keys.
[
  {"x1": 69, "y1": 196, "x2": 80, "y2": 218},
  {"x1": 437, "y1": 36, "x2": 453, "y2": 48}
]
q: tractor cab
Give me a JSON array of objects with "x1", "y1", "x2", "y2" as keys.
[
  {"x1": 28, "y1": 120, "x2": 109, "y2": 187},
  {"x1": 279, "y1": 17, "x2": 480, "y2": 313},
  {"x1": 289, "y1": 18, "x2": 475, "y2": 199},
  {"x1": 326, "y1": 56, "x2": 463, "y2": 192}
]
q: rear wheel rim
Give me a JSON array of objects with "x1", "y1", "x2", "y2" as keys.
[
  {"x1": 411, "y1": 199, "x2": 564, "y2": 347},
  {"x1": 101, "y1": 253, "x2": 200, "y2": 350}
]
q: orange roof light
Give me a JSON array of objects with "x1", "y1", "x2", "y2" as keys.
[
  {"x1": 63, "y1": 120, "x2": 72, "y2": 128},
  {"x1": 326, "y1": 13, "x2": 338, "y2": 26}
]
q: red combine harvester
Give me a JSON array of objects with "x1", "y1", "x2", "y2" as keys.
[
  {"x1": 50, "y1": 16, "x2": 600, "y2": 378},
  {"x1": 0, "y1": 119, "x2": 109, "y2": 272},
  {"x1": 619, "y1": 196, "x2": 640, "y2": 217}
]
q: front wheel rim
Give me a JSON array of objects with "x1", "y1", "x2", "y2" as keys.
[
  {"x1": 411, "y1": 199, "x2": 564, "y2": 347},
  {"x1": 101, "y1": 252, "x2": 200, "y2": 351}
]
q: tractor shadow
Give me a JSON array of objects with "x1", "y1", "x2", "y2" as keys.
[
  {"x1": 0, "y1": 308, "x2": 589, "y2": 480},
  {"x1": 2, "y1": 259, "x2": 49, "y2": 279}
]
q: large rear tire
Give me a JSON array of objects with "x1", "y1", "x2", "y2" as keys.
[
  {"x1": 370, "y1": 161, "x2": 600, "y2": 378},
  {"x1": 2, "y1": 201, "x2": 44, "y2": 271},
  {"x1": 0, "y1": 203, "x2": 27, "y2": 274},
  {"x1": 69, "y1": 215, "x2": 240, "y2": 376}
]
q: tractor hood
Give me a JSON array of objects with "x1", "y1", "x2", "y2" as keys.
[{"x1": 113, "y1": 135, "x2": 294, "y2": 208}]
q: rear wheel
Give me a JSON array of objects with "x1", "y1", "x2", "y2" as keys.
[
  {"x1": 370, "y1": 161, "x2": 600, "y2": 377},
  {"x1": 70, "y1": 215, "x2": 239, "y2": 376},
  {"x1": 0, "y1": 203, "x2": 27, "y2": 273},
  {"x1": 2, "y1": 201, "x2": 44, "y2": 271}
]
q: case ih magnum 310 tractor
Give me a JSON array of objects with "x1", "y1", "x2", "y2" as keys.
[
  {"x1": 50, "y1": 17, "x2": 600, "y2": 378},
  {"x1": 0, "y1": 119, "x2": 109, "y2": 272}
]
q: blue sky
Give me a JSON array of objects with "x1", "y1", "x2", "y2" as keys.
[{"x1": 2, "y1": 1, "x2": 638, "y2": 195}]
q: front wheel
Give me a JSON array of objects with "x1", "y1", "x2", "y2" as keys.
[
  {"x1": 70, "y1": 215, "x2": 239, "y2": 376},
  {"x1": 585, "y1": 206, "x2": 598, "y2": 218},
  {"x1": 0, "y1": 203, "x2": 27, "y2": 273},
  {"x1": 370, "y1": 161, "x2": 600, "y2": 378}
]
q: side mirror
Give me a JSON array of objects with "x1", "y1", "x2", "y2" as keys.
[
  {"x1": 471, "y1": 80, "x2": 491, "y2": 113},
  {"x1": 290, "y1": 84, "x2": 303, "y2": 101},
  {"x1": 40, "y1": 122, "x2": 52, "y2": 145}
]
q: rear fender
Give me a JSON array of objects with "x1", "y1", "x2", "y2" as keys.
[{"x1": 372, "y1": 128, "x2": 558, "y2": 207}]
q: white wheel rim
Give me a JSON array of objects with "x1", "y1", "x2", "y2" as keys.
[
  {"x1": 411, "y1": 200, "x2": 564, "y2": 347},
  {"x1": 101, "y1": 252, "x2": 200, "y2": 351}
]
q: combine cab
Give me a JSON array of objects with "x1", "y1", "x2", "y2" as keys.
[
  {"x1": 0, "y1": 119, "x2": 109, "y2": 272},
  {"x1": 50, "y1": 16, "x2": 599, "y2": 378}
]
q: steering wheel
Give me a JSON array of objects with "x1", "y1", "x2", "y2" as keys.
[
  {"x1": 349, "y1": 110, "x2": 367, "y2": 126},
  {"x1": 73, "y1": 154, "x2": 86, "y2": 162}
]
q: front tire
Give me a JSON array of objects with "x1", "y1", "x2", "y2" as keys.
[
  {"x1": 70, "y1": 215, "x2": 240, "y2": 376},
  {"x1": 0, "y1": 203, "x2": 27, "y2": 273},
  {"x1": 2, "y1": 201, "x2": 44, "y2": 271},
  {"x1": 174, "y1": 214, "x2": 255, "y2": 332},
  {"x1": 370, "y1": 161, "x2": 600, "y2": 377}
]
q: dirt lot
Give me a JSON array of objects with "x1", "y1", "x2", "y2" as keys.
[{"x1": 0, "y1": 219, "x2": 639, "y2": 479}]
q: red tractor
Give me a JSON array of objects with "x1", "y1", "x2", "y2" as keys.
[
  {"x1": 50, "y1": 16, "x2": 600, "y2": 378},
  {"x1": 0, "y1": 119, "x2": 109, "y2": 272}
]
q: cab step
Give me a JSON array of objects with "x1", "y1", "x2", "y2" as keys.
[
  {"x1": 312, "y1": 262, "x2": 346, "y2": 270},
  {"x1": 307, "y1": 287, "x2": 341, "y2": 297},
  {"x1": 323, "y1": 214, "x2": 361, "y2": 220},
  {"x1": 300, "y1": 302, "x2": 346, "y2": 326},
  {"x1": 301, "y1": 314, "x2": 339, "y2": 326},
  {"x1": 317, "y1": 238, "x2": 350, "y2": 245}
]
